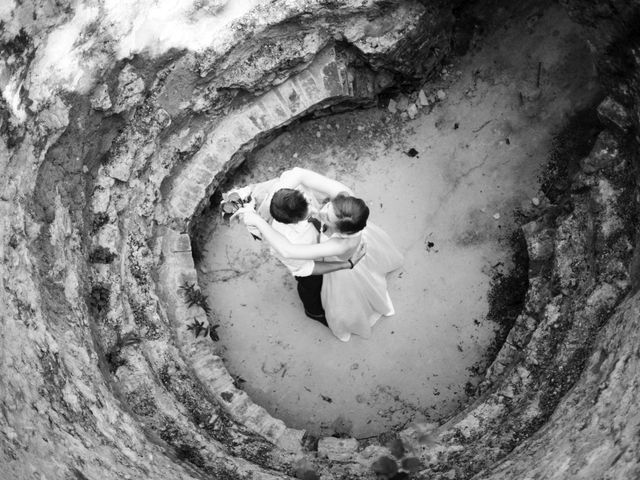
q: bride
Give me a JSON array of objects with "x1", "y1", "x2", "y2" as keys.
[{"x1": 239, "y1": 167, "x2": 403, "y2": 342}]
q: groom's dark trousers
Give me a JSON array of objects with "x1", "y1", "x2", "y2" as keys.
[{"x1": 295, "y1": 275, "x2": 328, "y2": 326}]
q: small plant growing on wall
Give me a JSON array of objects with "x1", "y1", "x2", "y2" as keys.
[
  {"x1": 179, "y1": 281, "x2": 212, "y2": 315},
  {"x1": 179, "y1": 281, "x2": 220, "y2": 341},
  {"x1": 89, "y1": 246, "x2": 116, "y2": 264},
  {"x1": 91, "y1": 211, "x2": 110, "y2": 233},
  {"x1": 372, "y1": 437, "x2": 427, "y2": 479},
  {"x1": 88, "y1": 284, "x2": 111, "y2": 315},
  {"x1": 293, "y1": 459, "x2": 320, "y2": 480},
  {"x1": 105, "y1": 331, "x2": 141, "y2": 373},
  {"x1": 231, "y1": 374, "x2": 246, "y2": 389},
  {"x1": 186, "y1": 318, "x2": 220, "y2": 341}
]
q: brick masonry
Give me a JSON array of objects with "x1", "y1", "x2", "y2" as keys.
[
  {"x1": 158, "y1": 227, "x2": 305, "y2": 452},
  {"x1": 165, "y1": 47, "x2": 373, "y2": 223}
]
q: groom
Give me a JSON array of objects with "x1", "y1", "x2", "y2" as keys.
[
  {"x1": 229, "y1": 180, "x2": 363, "y2": 326},
  {"x1": 269, "y1": 187, "x2": 365, "y2": 326}
]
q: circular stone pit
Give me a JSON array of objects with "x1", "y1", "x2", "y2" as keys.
[
  {"x1": 3, "y1": 0, "x2": 640, "y2": 479},
  {"x1": 193, "y1": 0, "x2": 599, "y2": 439}
]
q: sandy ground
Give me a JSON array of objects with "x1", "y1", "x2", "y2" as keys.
[{"x1": 197, "y1": 2, "x2": 599, "y2": 438}]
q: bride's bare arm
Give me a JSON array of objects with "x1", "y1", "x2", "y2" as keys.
[
  {"x1": 239, "y1": 210, "x2": 353, "y2": 260},
  {"x1": 279, "y1": 167, "x2": 354, "y2": 198}
]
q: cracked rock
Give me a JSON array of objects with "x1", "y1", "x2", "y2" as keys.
[
  {"x1": 90, "y1": 84, "x2": 112, "y2": 111},
  {"x1": 407, "y1": 103, "x2": 418, "y2": 119},
  {"x1": 418, "y1": 89, "x2": 429, "y2": 106},
  {"x1": 317, "y1": 437, "x2": 359, "y2": 461},
  {"x1": 596, "y1": 96, "x2": 631, "y2": 132},
  {"x1": 580, "y1": 130, "x2": 620, "y2": 173},
  {"x1": 396, "y1": 94, "x2": 409, "y2": 112},
  {"x1": 113, "y1": 65, "x2": 146, "y2": 114}
]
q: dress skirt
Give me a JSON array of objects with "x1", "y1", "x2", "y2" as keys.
[{"x1": 321, "y1": 222, "x2": 403, "y2": 341}]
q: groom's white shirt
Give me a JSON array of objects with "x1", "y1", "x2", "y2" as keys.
[
  {"x1": 271, "y1": 219, "x2": 316, "y2": 277},
  {"x1": 248, "y1": 178, "x2": 319, "y2": 277}
]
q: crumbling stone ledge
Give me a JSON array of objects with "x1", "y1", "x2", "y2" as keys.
[{"x1": 158, "y1": 228, "x2": 306, "y2": 452}]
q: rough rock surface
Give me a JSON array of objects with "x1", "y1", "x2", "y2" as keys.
[{"x1": 1, "y1": 1, "x2": 640, "y2": 480}]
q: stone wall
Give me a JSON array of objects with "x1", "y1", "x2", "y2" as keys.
[
  {"x1": 0, "y1": 1, "x2": 463, "y2": 479},
  {"x1": 2, "y1": 0, "x2": 640, "y2": 479}
]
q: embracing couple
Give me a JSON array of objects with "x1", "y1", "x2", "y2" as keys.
[{"x1": 229, "y1": 167, "x2": 402, "y2": 342}]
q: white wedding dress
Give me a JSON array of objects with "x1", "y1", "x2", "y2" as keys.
[{"x1": 321, "y1": 223, "x2": 403, "y2": 342}]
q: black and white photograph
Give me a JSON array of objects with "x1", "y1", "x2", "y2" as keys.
[{"x1": 1, "y1": 0, "x2": 639, "y2": 479}]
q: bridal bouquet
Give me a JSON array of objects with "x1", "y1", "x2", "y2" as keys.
[{"x1": 221, "y1": 186, "x2": 261, "y2": 240}]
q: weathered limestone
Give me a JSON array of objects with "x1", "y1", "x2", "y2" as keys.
[
  {"x1": 388, "y1": 124, "x2": 636, "y2": 479},
  {"x1": 478, "y1": 290, "x2": 640, "y2": 480},
  {"x1": 317, "y1": 437, "x2": 360, "y2": 462},
  {"x1": 4, "y1": 1, "x2": 452, "y2": 476},
  {"x1": 580, "y1": 130, "x2": 621, "y2": 173},
  {"x1": 597, "y1": 96, "x2": 633, "y2": 131},
  {"x1": 90, "y1": 84, "x2": 112, "y2": 111},
  {"x1": 2, "y1": 0, "x2": 640, "y2": 479},
  {"x1": 113, "y1": 65, "x2": 146, "y2": 114}
]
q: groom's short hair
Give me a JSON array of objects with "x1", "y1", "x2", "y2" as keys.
[{"x1": 270, "y1": 188, "x2": 309, "y2": 224}]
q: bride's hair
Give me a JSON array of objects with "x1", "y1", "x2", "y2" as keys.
[{"x1": 332, "y1": 193, "x2": 369, "y2": 234}]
